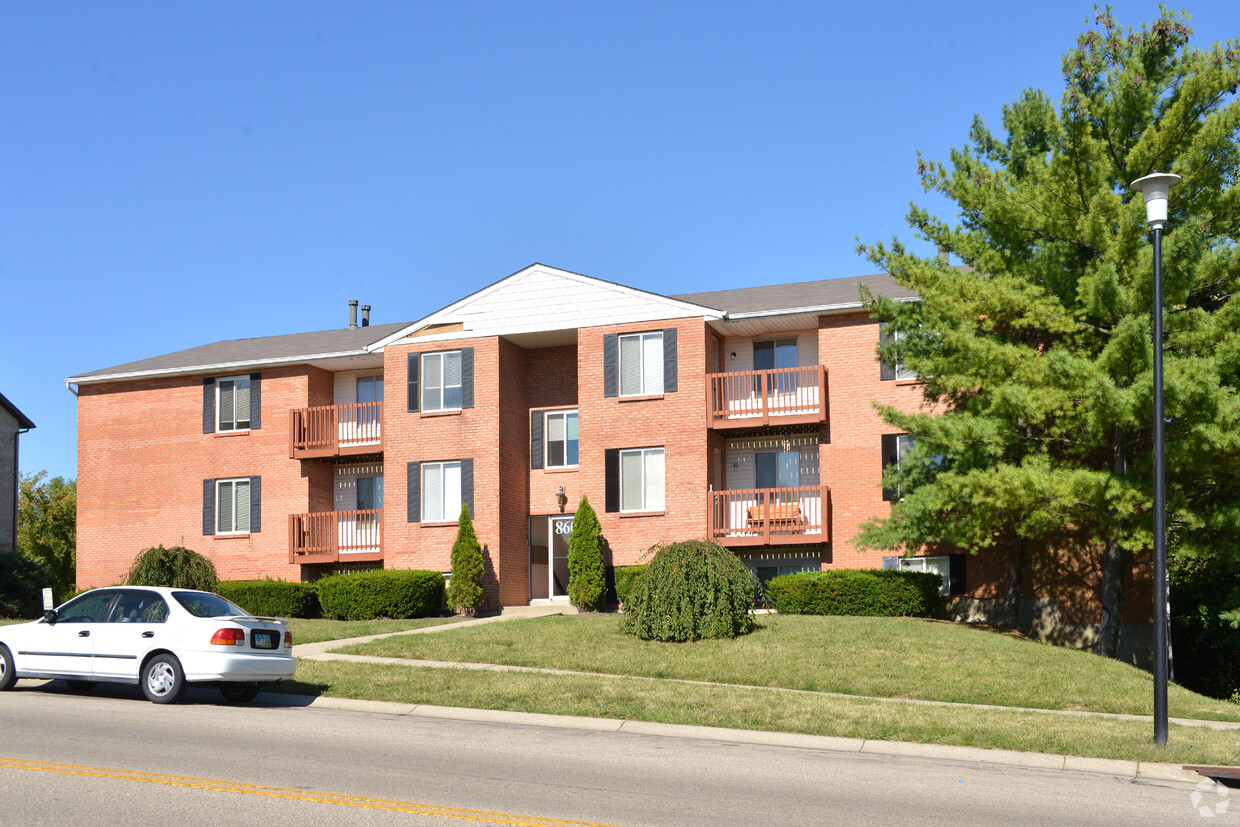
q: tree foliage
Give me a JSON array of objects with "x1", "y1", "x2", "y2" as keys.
[
  {"x1": 855, "y1": 10, "x2": 1240, "y2": 656},
  {"x1": 566, "y1": 495, "x2": 605, "y2": 611},
  {"x1": 620, "y1": 539, "x2": 757, "y2": 642},
  {"x1": 17, "y1": 471, "x2": 76, "y2": 596},
  {"x1": 126, "y1": 545, "x2": 218, "y2": 591},
  {"x1": 447, "y1": 504, "x2": 485, "y2": 615}
]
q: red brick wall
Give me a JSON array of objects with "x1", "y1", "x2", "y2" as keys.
[
  {"x1": 76, "y1": 367, "x2": 317, "y2": 588},
  {"x1": 497, "y1": 338, "x2": 531, "y2": 607}
]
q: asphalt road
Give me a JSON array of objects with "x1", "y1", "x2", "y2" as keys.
[{"x1": 0, "y1": 682, "x2": 1226, "y2": 826}]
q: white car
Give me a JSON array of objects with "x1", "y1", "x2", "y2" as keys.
[{"x1": 0, "y1": 586, "x2": 296, "y2": 704}]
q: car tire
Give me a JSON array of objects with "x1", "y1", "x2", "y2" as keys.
[
  {"x1": 0, "y1": 645, "x2": 15, "y2": 691},
  {"x1": 141, "y1": 654, "x2": 186, "y2": 704},
  {"x1": 64, "y1": 680, "x2": 98, "y2": 691},
  {"x1": 219, "y1": 684, "x2": 261, "y2": 704}
]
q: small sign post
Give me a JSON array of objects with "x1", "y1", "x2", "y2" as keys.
[{"x1": 42, "y1": 588, "x2": 54, "y2": 611}]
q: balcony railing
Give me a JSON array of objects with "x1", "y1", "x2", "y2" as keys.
[
  {"x1": 708, "y1": 485, "x2": 830, "y2": 547},
  {"x1": 289, "y1": 402, "x2": 382, "y2": 458},
  {"x1": 288, "y1": 509, "x2": 383, "y2": 564},
  {"x1": 707, "y1": 365, "x2": 828, "y2": 428}
]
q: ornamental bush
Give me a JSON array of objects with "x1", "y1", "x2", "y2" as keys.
[
  {"x1": 447, "y1": 504, "x2": 485, "y2": 615},
  {"x1": 765, "y1": 569, "x2": 940, "y2": 617},
  {"x1": 314, "y1": 569, "x2": 445, "y2": 620},
  {"x1": 125, "y1": 545, "x2": 218, "y2": 591},
  {"x1": 567, "y1": 496, "x2": 605, "y2": 611},
  {"x1": 215, "y1": 579, "x2": 321, "y2": 618},
  {"x1": 613, "y1": 565, "x2": 648, "y2": 606},
  {"x1": 620, "y1": 539, "x2": 757, "y2": 642},
  {"x1": 0, "y1": 552, "x2": 52, "y2": 618}
]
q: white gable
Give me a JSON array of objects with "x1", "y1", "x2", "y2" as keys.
[{"x1": 371, "y1": 264, "x2": 723, "y2": 348}]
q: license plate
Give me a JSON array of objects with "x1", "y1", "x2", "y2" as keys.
[{"x1": 251, "y1": 631, "x2": 277, "y2": 650}]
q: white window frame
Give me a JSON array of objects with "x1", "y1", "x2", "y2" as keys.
[
  {"x1": 544, "y1": 410, "x2": 579, "y2": 468},
  {"x1": 898, "y1": 555, "x2": 951, "y2": 597},
  {"x1": 619, "y1": 447, "x2": 664, "y2": 512},
  {"x1": 422, "y1": 351, "x2": 463, "y2": 412},
  {"x1": 421, "y1": 461, "x2": 462, "y2": 523},
  {"x1": 618, "y1": 331, "x2": 664, "y2": 396},
  {"x1": 215, "y1": 376, "x2": 251, "y2": 432},
  {"x1": 216, "y1": 478, "x2": 251, "y2": 535}
]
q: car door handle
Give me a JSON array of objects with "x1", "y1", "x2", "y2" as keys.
[
  {"x1": 78, "y1": 631, "x2": 90, "y2": 637},
  {"x1": 141, "y1": 631, "x2": 154, "y2": 638}
]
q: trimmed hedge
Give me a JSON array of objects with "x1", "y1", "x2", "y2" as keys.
[
  {"x1": 315, "y1": 569, "x2": 445, "y2": 620},
  {"x1": 216, "y1": 579, "x2": 321, "y2": 619},
  {"x1": 766, "y1": 569, "x2": 941, "y2": 617},
  {"x1": 614, "y1": 565, "x2": 648, "y2": 605}
]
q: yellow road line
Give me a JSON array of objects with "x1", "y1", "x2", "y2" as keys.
[{"x1": 0, "y1": 757, "x2": 619, "y2": 826}]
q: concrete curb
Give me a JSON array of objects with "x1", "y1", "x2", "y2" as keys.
[{"x1": 260, "y1": 691, "x2": 1207, "y2": 788}]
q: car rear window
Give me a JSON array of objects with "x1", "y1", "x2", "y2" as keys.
[{"x1": 172, "y1": 591, "x2": 249, "y2": 618}]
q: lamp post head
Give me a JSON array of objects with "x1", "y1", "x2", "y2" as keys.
[{"x1": 1130, "y1": 173, "x2": 1181, "y2": 228}]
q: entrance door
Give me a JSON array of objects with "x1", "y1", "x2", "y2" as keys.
[
  {"x1": 530, "y1": 516, "x2": 572, "y2": 601},
  {"x1": 756, "y1": 450, "x2": 801, "y2": 503}
]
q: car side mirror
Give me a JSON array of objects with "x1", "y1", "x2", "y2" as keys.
[{"x1": 42, "y1": 609, "x2": 58, "y2": 624}]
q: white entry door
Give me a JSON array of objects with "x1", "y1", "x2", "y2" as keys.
[{"x1": 530, "y1": 516, "x2": 573, "y2": 600}]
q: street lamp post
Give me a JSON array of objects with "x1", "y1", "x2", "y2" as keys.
[{"x1": 1130, "y1": 172, "x2": 1180, "y2": 748}]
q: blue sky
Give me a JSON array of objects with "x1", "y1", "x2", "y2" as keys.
[{"x1": 3, "y1": 1, "x2": 1237, "y2": 480}]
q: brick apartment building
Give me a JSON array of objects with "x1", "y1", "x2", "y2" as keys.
[{"x1": 69, "y1": 264, "x2": 1149, "y2": 655}]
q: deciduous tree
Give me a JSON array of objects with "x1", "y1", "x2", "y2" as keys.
[{"x1": 17, "y1": 471, "x2": 76, "y2": 597}]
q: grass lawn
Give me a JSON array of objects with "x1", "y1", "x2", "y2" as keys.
[
  {"x1": 337, "y1": 613, "x2": 1240, "y2": 722},
  {"x1": 287, "y1": 616, "x2": 462, "y2": 645}
]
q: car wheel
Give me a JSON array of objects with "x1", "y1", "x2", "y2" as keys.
[
  {"x1": 0, "y1": 645, "x2": 15, "y2": 691},
  {"x1": 141, "y1": 654, "x2": 186, "y2": 704},
  {"x1": 219, "y1": 684, "x2": 261, "y2": 704},
  {"x1": 64, "y1": 680, "x2": 98, "y2": 691}
]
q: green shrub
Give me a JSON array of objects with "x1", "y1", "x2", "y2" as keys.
[
  {"x1": 315, "y1": 569, "x2": 445, "y2": 620},
  {"x1": 614, "y1": 565, "x2": 648, "y2": 606},
  {"x1": 765, "y1": 569, "x2": 941, "y2": 617},
  {"x1": 125, "y1": 545, "x2": 218, "y2": 590},
  {"x1": 448, "y1": 505, "x2": 485, "y2": 615},
  {"x1": 620, "y1": 539, "x2": 758, "y2": 642},
  {"x1": 0, "y1": 553, "x2": 53, "y2": 618},
  {"x1": 1170, "y1": 555, "x2": 1240, "y2": 700},
  {"x1": 216, "y1": 579, "x2": 321, "y2": 618},
  {"x1": 567, "y1": 496, "x2": 605, "y2": 611}
]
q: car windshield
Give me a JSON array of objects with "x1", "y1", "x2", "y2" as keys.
[{"x1": 172, "y1": 591, "x2": 249, "y2": 618}]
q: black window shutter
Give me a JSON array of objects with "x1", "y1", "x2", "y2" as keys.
[
  {"x1": 407, "y1": 353, "x2": 420, "y2": 412},
  {"x1": 879, "y1": 325, "x2": 896, "y2": 381},
  {"x1": 881, "y1": 556, "x2": 898, "y2": 571},
  {"x1": 604, "y1": 448, "x2": 619, "y2": 512},
  {"x1": 248, "y1": 475, "x2": 261, "y2": 533},
  {"x1": 949, "y1": 554, "x2": 966, "y2": 595},
  {"x1": 460, "y1": 458, "x2": 473, "y2": 517},
  {"x1": 203, "y1": 379, "x2": 215, "y2": 434},
  {"x1": 602, "y1": 334, "x2": 617, "y2": 397},
  {"x1": 881, "y1": 434, "x2": 899, "y2": 501},
  {"x1": 202, "y1": 479, "x2": 215, "y2": 535},
  {"x1": 406, "y1": 462, "x2": 421, "y2": 522},
  {"x1": 461, "y1": 348, "x2": 474, "y2": 409},
  {"x1": 249, "y1": 373, "x2": 261, "y2": 429},
  {"x1": 530, "y1": 411, "x2": 544, "y2": 470},
  {"x1": 662, "y1": 328, "x2": 678, "y2": 393}
]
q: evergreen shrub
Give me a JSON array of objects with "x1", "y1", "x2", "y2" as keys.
[
  {"x1": 620, "y1": 539, "x2": 757, "y2": 641},
  {"x1": 765, "y1": 569, "x2": 940, "y2": 617},
  {"x1": 613, "y1": 565, "x2": 648, "y2": 606},
  {"x1": 0, "y1": 553, "x2": 52, "y2": 618},
  {"x1": 315, "y1": 569, "x2": 445, "y2": 620},
  {"x1": 1170, "y1": 556, "x2": 1240, "y2": 700},
  {"x1": 448, "y1": 505, "x2": 485, "y2": 615},
  {"x1": 125, "y1": 545, "x2": 218, "y2": 591},
  {"x1": 567, "y1": 496, "x2": 605, "y2": 611},
  {"x1": 215, "y1": 579, "x2": 321, "y2": 618}
]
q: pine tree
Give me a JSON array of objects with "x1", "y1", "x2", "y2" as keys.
[
  {"x1": 567, "y1": 495, "x2": 605, "y2": 611},
  {"x1": 856, "y1": 10, "x2": 1240, "y2": 657},
  {"x1": 447, "y1": 504, "x2": 484, "y2": 616}
]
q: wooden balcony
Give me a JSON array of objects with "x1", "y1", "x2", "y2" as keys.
[
  {"x1": 708, "y1": 485, "x2": 830, "y2": 548},
  {"x1": 707, "y1": 366, "x2": 828, "y2": 429},
  {"x1": 289, "y1": 402, "x2": 382, "y2": 459},
  {"x1": 288, "y1": 509, "x2": 383, "y2": 564}
]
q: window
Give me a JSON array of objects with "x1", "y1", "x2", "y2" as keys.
[
  {"x1": 620, "y1": 447, "x2": 664, "y2": 512},
  {"x1": 422, "y1": 461, "x2": 462, "y2": 522},
  {"x1": 881, "y1": 434, "x2": 914, "y2": 502},
  {"x1": 892, "y1": 331, "x2": 917, "y2": 380},
  {"x1": 357, "y1": 476, "x2": 384, "y2": 511},
  {"x1": 753, "y1": 339, "x2": 797, "y2": 371},
  {"x1": 880, "y1": 326, "x2": 917, "y2": 381},
  {"x1": 356, "y1": 375, "x2": 384, "y2": 405},
  {"x1": 216, "y1": 478, "x2": 251, "y2": 534},
  {"x1": 619, "y1": 332, "x2": 664, "y2": 396},
  {"x1": 545, "y1": 411, "x2": 579, "y2": 468},
  {"x1": 107, "y1": 591, "x2": 169, "y2": 623},
  {"x1": 216, "y1": 376, "x2": 251, "y2": 431},
  {"x1": 893, "y1": 555, "x2": 963, "y2": 597},
  {"x1": 422, "y1": 351, "x2": 463, "y2": 412},
  {"x1": 755, "y1": 451, "x2": 801, "y2": 489}
]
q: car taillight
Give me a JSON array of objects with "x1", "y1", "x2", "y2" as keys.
[
  {"x1": 210, "y1": 628, "x2": 245, "y2": 646},
  {"x1": 283, "y1": 630, "x2": 293, "y2": 648}
]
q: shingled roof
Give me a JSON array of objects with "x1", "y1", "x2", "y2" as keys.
[
  {"x1": 0, "y1": 390, "x2": 35, "y2": 429},
  {"x1": 672, "y1": 272, "x2": 917, "y2": 316},
  {"x1": 68, "y1": 322, "x2": 410, "y2": 384}
]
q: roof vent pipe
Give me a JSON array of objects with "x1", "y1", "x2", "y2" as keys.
[
  {"x1": 361, "y1": 305, "x2": 370, "y2": 327},
  {"x1": 937, "y1": 245, "x2": 950, "y2": 263},
  {"x1": 348, "y1": 299, "x2": 358, "y2": 329}
]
